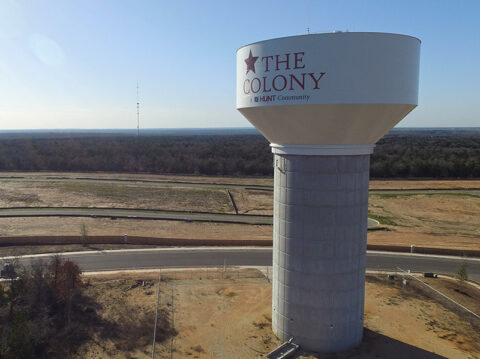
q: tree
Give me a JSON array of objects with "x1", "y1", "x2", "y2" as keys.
[
  {"x1": 0, "y1": 284, "x2": 6, "y2": 308},
  {"x1": 2, "y1": 260, "x2": 24, "y2": 321},
  {"x1": 4, "y1": 312, "x2": 35, "y2": 359},
  {"x1": 47, "y1": 255, "x2": 62, "y2": 290},
  {"x1": 456, "y1": 260, "x2": 468, "y2": 281},
  {"x1": 52, "y1": 259, "x2": 83, "y2": 327},
  {"x1": 45, "y1": 256, "x2": 83, "y2": 326},
  {"x1": 80, "y1": 224, "x2": 88, "y2": 247}
]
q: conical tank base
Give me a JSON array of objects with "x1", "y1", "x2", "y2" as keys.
[{"x1": 272, "y1": 153, "x2": 370, "y2": 353}]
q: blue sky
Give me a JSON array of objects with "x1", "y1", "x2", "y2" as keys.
[{"x1": 0, "y1": 0, "x2": 479, "y2": 129}]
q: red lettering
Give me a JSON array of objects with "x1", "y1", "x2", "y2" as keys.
[
  {"x1": 262, "y1": 76, "x2": 271, "y2": 92},
  {"x1": 261, "y1": 56, "x2": 274, "y2": 72},
  {"x1": 308, "y1": 72, "x2": 326, "y2": 89},
  {"x1": 251, "y1": 78, "x2": 261, "y2": 93},
  {"x1": 275, "y1": 53, "x2": 290, "y2": 71},
  {"x1": 272, "y1": 75, "x2": 287, "y2": 91},
  {"x1": 289, "y1": 73, "x2": 305, "y2": 90},
  {"x1": 243, "y1": 79, "x2": 250, "y2": 94},
  {"x1": 294, "y1": 52, "x2": 305, "y2": 69}
]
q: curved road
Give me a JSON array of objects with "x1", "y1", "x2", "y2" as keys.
[
  {"x1": 4, "y1": 247, "x2": 480, "y2": 282},
  {"x1": 0, "y1": 207, "x2": 379, "y2": 228}
]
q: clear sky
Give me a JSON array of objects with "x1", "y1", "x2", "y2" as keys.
[{"x1": 0, "y1": 0, "x2": 479, "y2": 129}]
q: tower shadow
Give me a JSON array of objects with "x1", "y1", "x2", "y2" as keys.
[{"x1": 304, "y1": 328, "x2": 448, "y2": 359}]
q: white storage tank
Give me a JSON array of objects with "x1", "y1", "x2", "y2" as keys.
[{"x1": 236, "y1": 32, "x2": 420, "y2": 353}]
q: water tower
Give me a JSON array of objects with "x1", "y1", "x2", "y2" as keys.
[{"x1": 236, "y1": 32, "x2": 420, "y2": 352}]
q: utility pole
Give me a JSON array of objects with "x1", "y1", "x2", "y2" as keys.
[
  {"x1": 151, "y1": 273, "x2": 161, "y2": 359},
  {"x1": 170, "y1": 287, "x2": 175, "y2": 359},
  {"x1": 136, "y1": 82, "x2": 140, "y2": 136}
]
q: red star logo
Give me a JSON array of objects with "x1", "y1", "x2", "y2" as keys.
[{"x1": 244, "y1": 50, "x2": 258, "y2": 75}]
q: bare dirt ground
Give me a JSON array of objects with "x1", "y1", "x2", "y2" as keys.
[
  {"x1": 77, "y1": 268, "x2": 278, "y2": 359},
  {"x1": 420, "y1": 275, "x2": 480, "y2": 316},
  {"x1": 75, "y1": 269, "x2": 480, "y2": 359},
  {"x1": 229, "y1": 188, "x2": 273, "y2": 215},
  {"x1": 358, "y1": 274, "x2": 480, "y2": 359}
]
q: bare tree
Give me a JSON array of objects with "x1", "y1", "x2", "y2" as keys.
[{"x1": 81, "y1": 223, "x2": 88, "y2": 247}]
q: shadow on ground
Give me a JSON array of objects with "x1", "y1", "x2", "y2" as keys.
[{"x1": 304, "y1": 329, "x2": 447, "y2": 359}]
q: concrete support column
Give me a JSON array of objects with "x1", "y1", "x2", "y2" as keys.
[{"x1": 272, "y1": 153, "x2": 370, "y2": 353}]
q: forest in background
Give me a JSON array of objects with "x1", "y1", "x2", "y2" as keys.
[{"x1": 0, "y1": 129, "x2": 478, "y2": 178}]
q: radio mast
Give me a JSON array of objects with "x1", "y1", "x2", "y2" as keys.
[{"x1": 136, "y1": 82, "x2": 140, "y2": 136}]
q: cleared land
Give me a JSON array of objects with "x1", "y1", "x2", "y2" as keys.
[
  {"x1": 0, "y1": 180, "x2": 235, "y2": 213},
  {"x1": 0, "y1": 172, "x2": 275, "y2": 186},
  {"x1": 0, "y1": 174, "x2": 479, "y2": 254},
  {"x1": 370, "y1": 180, "x2": 480, "y2": 190},
  {"x1": 3, "y1": 171, "x2": 480, "y2": 189},
  {"x1": 368, "y1": 193, "x2": 480, "y2": 250},
  {"x1": 75, "y1": 269, "x2": 480, "y2": 359}
]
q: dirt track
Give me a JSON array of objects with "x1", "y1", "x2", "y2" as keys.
[{"x1": 2, "y1": 172, "x2": 479, "y2": 189}]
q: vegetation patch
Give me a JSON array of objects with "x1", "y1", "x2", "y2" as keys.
[
  {"x1": 0, "y1": 188, "x2": 41, "y2": 204},
  {"x1": 0, "y1": 129, "x2": 478, "y2": 178},
  {"x1": 368, "y1": 214, "x2": 398, "y2": 226},
  {"x1": 0, "y1": 257, "x2": 176, "y2": 358},
  {"x1": 372, "y1": 192, "x2": 480, "y2": 199},
  {"x1": 54, "y1": 181, "x2": 234, "y2": 213}
]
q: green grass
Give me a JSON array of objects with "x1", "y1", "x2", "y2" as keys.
[
  {"x1": 371, "y1": 193, "x2": 411, "y2": 199},
  {"x1": 368, "y1": 214, "x2": 398, "y2": 226}
]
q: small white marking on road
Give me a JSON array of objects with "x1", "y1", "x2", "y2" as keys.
[
  {"x1": 0, "y1": 246, "x2": 272, "y2": 260},
  {"x1": 2, "y1": 248, "x2": 478, "y2": 263}
]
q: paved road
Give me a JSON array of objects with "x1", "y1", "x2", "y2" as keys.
[
  {"x1": 0, "y1": 207, "x2": 379, "y2": 228},
  {"x1": 5, "y1": 248, "x2": 480, "y2": 282}
]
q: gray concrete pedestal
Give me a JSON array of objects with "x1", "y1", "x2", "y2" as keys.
[{"x1": 272, "y1": 153, "x2": 370, "y2": 353}]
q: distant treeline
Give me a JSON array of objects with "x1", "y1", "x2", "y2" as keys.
[
  {"x1": 0, "y1": 135, "x2": 273, "y2": 176},
  {"x1": 0, "y1": 130, "x2": 479, "y2": 178},
  {"x1": 371, "y1": 132, "x2": 480, "y2": 178}
]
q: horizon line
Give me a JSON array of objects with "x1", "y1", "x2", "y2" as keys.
[{"x1": 0, "y1": 126, "x2": 479, "y2": 132}]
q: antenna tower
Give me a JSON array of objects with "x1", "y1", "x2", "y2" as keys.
[{"x1": 136, "y1": 82, "x2": 140, "y2": 136}]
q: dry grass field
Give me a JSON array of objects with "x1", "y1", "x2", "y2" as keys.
[
  {"x1": 0, "y1": 172, "x2": 274, "y2": 186},
  {"x1": 368, "y1": 193, "x2": 480, "y2": 250},
  {"x1": 0, "y1": 179, "x2": 235, "y2": 213},
  {"x1": 3, "y1": 171, "x2": 479, "y2": 189},
  {"x1": 75, "y1": 269, "x2": 480, "y2": 359},
  {"x1": 0, "y1": 173, "x2": 479, "y2": 253}
]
